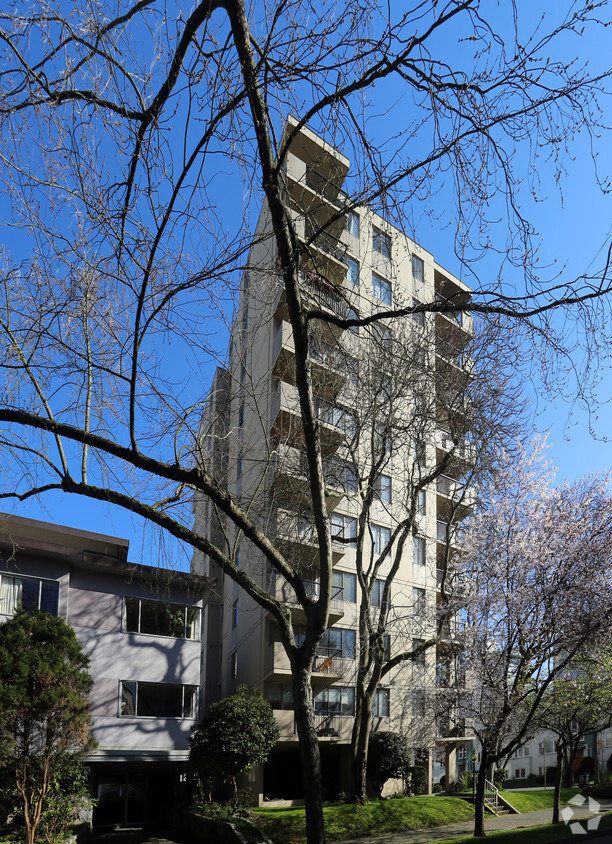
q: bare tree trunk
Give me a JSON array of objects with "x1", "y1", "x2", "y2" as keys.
[
  {"x1": 350, "y1": 688, "x2": 372, "y2": 803},
  {"x1": 553, "y1": 745, "x2": 564, "y2": 824},
  {"x1": 473, "y1": 748, "x2": 489, "y2": 838},
  {"x1": 291, "y1": 660, "x2": 326, "y2": 844}
]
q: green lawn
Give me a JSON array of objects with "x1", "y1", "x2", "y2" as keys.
[
  {"x1": 499, "y1": 787, "x2": 579, "y2": 813},
  {"x1": 253, "y1": 796, "x2": 474, "y2": 844},
  {"x1": 435, "y1": 810, "x2": 612, "y2": 844}
]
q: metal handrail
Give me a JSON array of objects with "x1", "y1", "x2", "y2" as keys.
[{"x1": 484, "y1": 779, "x2": 499, "y2": 810}]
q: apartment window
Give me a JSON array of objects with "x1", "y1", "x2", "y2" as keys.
[
  {"x1": 331, "y1": 513, "x2": 357, "y2": 545},
  {"x1": 231, "y1": 598, "x2": 239, "y2": 629},
  {"x1": 314, "y1": 686, "x2": 355, "y2": 716},
  {"x1": 231, "y1": 650, "x2": 238, "y2": 679},
  {"x1": 539, "y1": 740, "x2": 554, "y2": 755},
  {"x1": 346, "y1": 305, "x2": 360, "y2": 335},
  {"x1": 319, "y1": 627, "x2": 356, "y2": 660},
  {"x1": 373, "y1": 227, "x2": 391, "y2": 259},
  {"x1": 372, "y1": 688, "x2": 390, "y2": 717},
  {"x1": 265, "y1": 682, "x2": 293, "y2": 710},
  {"x1": 238, "y1": 401, "x2": 245, "y2": 428},
  {"x1": 374, "y1": 474, "x2": 392, "y2": 504},
  {"x1": 413, "y1": 587, "x2": 426, "y2": 615},
  {"x1": 326, "y1": 457, "x2": 357, "y2": 493},
  {"x1": 346, "y1": 256, "x2": 359, "y2": 286},
  {"x1": 0, "y1": 574, "x2": 59, "y2": 617},
  {"x1": 120, "y1": 681, "x2": 197, "y2": 719},
  {"x1": 317, "y1": 399, "x2": 356, "y2": 438},
  {"x1": 515, "y1": 768, "x2": 526, "y2": 779},
  {"x1": 416, "y1": 489, "x2": 426, "y2": 516},
  {"x1": 413, "y1": 535, "x2": 426, "y2": 566},
  {"x1": 346, "y1": 211, "x2": 360, "y2": 238},
  {"x1": 124, "y1": 598, "x2": 201, "y2": 640},
  {"x1": 370, "y1": 578, "x2": 385, "y2": 607},
  {"x1": 412, "y1": 691, "x2": 426, "y2": 718},
  {"x1": 411, "y1": 299, "x2": 425, "y2": 326},
  {"x1": 333, "y1": 571, "x2": 356, "y2": 603},
  {"x1": 412, "y1": 254, "x2": 424, "y2": 285},
  {"x1": 372, "y1": 272, "x2": 392, "y2": 305},
  {"x1": 413, "y1": 638, "x2": 427, "y2": 666},
  {"x1": 372, "y1": 524, "x2": 391, "y2": 558}
]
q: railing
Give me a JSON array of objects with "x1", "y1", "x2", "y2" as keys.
[
  {"x1": 300, "y1": 272, "x2": 348, "y2": 317},
  {"x1": 310, "y1": 338, "x2": 345, "y2": 370},
  {"x1": 313, "y1": 652, "x2": 347, "y2": 674},
  {"x1": 305, "y1": 166, "x2": 343, "y2": 204},
  {"x1": 436, "y1": 338, "x2": 467, "y2": 368},
  {"x1": 313, "y1": 714, "x2": 344, "y2": 737},
  {"x1": 484, "y1": 780, "x2": 499, "y2": 811},
  {"x1": 435, "y1": 295, "x2": 466, "y2": 326},
  {"x1": 305, "y1": 220, "x2": 348, "y2": 263}
]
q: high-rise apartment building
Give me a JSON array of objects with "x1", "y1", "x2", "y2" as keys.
[{"x1": 192, "y1": 117, "x2": 473, "y2": 800}]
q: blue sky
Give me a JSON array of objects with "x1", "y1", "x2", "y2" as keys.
[{"x1": 4, "y1": 1, "x2": 612, "y2": 567}]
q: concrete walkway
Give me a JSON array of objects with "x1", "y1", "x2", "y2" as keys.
[{"x1": 337, "y1": 803, "x2": 612, "y2": 844}]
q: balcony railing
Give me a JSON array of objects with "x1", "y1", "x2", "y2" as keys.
[
  {"x1": 305, "y1": 221, "x2": 348, "y2": 264},
  {"x1": 313, "y1": 652, "x2": 348, "y2": 674},
  {"x1": 300, "y1": 272, "x2": 348, "y2": 317},
  {"x1": 435, "y1": 295, "x2": 467, "y2": 326},
  {"x1": 305, "y1": 166, "x2": 344, "y2": 205}
]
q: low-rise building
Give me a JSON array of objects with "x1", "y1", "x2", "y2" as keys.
[{"x1": 0, "y1": 513, "x2": 213, "y2": 829}]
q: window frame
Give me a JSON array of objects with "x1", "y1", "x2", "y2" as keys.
[
  {"x1": 372, "y1": 523, "x2": 392, "y2": 558},
  {"x1": 375, "y1": 474, "x2": 392, "y2": 504},
  {"x1": 372, "y1": 271, "x2": 392, "y2": 305},
  {"x1": 412, "y1": 254, "x2": 424, "y2": 285},
  {"x1": 124, "y1": 597, "x2": 201, "y2": 641},
  {"x1": 372, "y1": 687, "x2": 390, "y2": 717},
  {"x1": 120, "y1": 680, "x2": 198, "y2": 719},
  {"x1": 332, "y1": 570, "x2": 356, "y2": 603},
  {"x1": 413, "y1": 535, "x2": 426, "y2": 566},
  {"x1": 346, "y1": 255, "x2": 360, "y2": 286},
  {"x1": 373, "y1": 227, "x2": 392, "y2": 259},
  {"x1": 0, "y1": 573, "x2": 60, "y2": 617},
  {"x1": 346, "y1": 211, "x2": 360, "y2": 238},
  {"x1": 314, "y1": 685, "x2": 355, "y2": 716}
]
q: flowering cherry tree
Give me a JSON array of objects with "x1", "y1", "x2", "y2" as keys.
[{"x1": 457, "y1": 438, "x2": 612, "y2": 837}]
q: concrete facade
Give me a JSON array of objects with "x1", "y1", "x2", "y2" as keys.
[{"x1": 192, "y1": 119, "x2": 473, "y2": 800}]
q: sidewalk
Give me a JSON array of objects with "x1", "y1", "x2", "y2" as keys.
[{"x1": 337, "y1": 804, "x2": 611, "y2": 844}]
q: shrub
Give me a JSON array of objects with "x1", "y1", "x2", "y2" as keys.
[{"x1": 367, "y1": 732, "x2": 411, "y2": 798}]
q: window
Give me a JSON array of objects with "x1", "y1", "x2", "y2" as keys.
[
  {"x1": 124, "y1": 598, "x2": 201, "y2": 640},
  {"x1": 317, "y1": 399, "x2": 356, "y2": 437},
  {"x1": 413, "y1": 638, "x2": 426, "y2": 666},
  {"x1": 375, "y1": 474, "x2": 392, "y2": 504},
  {"x1": 243, "y1": 304, "x2": 249, "y2": 329},
  {"x1": 346, "y1": 256, "x2": 359, "y2": 286},
  {"x1": 346, "y1": 211, "x2": 360, "y2": 238},
  {"x1": 372, "y1": 524, "x2": 391, "y2": 558},
  {"x1": 373, "y1": 227, "x2": 391, "y2": 259},
  {"x1": 331, "y1": 513, "x2": 357, "y2": 545},
  {"x1": 370, "y1": 578, "x2": 385, "y2": 607},
  {"x1": 412, "y1": 691, "x2": 426, "y2": 718},
  {"x1": 265, "y1": 682, "x2": 293, "y2": 710},
  {"x1": 413, "y1": 535, "x2": 426, "y2": 566},
  {"x1": 346, "y1": 305, "x2": 360, "y2": 335},
  {"x1": 412, "y1": 254, "x2": 424, "y2": 285},
  {"x1": 326, "y1": 457, "x2": 357, "y2": 493},
  {"x1": 413, "y1": 587, "x2": 426, "y2": 615},
  {"x1": 372, "y1": 272, "x2": 392, "y2": 305},
  {"x1": 333, "y1": 571, "x2": 356, "y2": 603},
  {"x1": 539, "y1": 740, "x2": 554, "y2": 755},
  {"x1": 231, "y1": 598, "x2": 239, "y2": 629},
  {"x1": 238, "y1": 401, "x2": 245, "y2": 428},
  {"x1": 231, "y1": 650, "x2": 238, "y2": 679},
  {"x1": 319, "y1": 627, "x2": 356, "y2": 660},
  {"x1": 416, "y1": 489, "x2": 426, "y2": 516},
  {"x1": 372, "y1": 688, "x2": 390, "y2": 717},
  {"x1": 0, "y1": 574, "x2": 59, "y2": 617},
  {"x1": 240, "y1": 360, "x2": 246, "y2": 384},
  {"x1": 120, "y1": 681, "x2": 198, "y2": 719},
  {"x1": 314, "y1": 686, "x2": 355, "y2": 716},
  {"x1": 515, "y1": 768, "x2": 526, "y2": 779},
  {"x1": 411, "y1": 299, "x2": 425, "y2": 326}
]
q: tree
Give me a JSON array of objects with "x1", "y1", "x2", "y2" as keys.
[
  {"x1": 189, "y1": 686, "x2": 280, "y2": 800},
  {"x1": 533, "y1": 650, "x2": 612, "y2": 822},
  {"x1": 1, "y1": 3, "x2": 612, "y2": 843},
  {"x1": 458, "y1": 439, "x2": 612, "y2": 837},
  {"x1": 366, "y1": 732, "x2": 411, "y2": 799},
  {"x1": 0, "y1": 612, "x2": 94, "y2": 844}
]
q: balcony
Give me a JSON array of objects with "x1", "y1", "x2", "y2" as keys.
[
  {"x1": 436, "y1": 475, "x2": 475, "y2": 521},
  {"x1": 311, "y1": 653, "x2": 350, "y2": 682},
  {"x1": 435, "y1": 338, "x2": 474, "y2": 374},
  {"x1": 270, "y1": 381, "x2": 345, "y2": 452},
  {"x1": 269, "y1": 577, "x2": 345, "y2": 625},
  {"x1": 435, "y1": 429, "x2": 476, "y2": 470},
  {"x1": 272, "y1": 319, "x2": 346, "y2": 398},
  {"x1": 274, "y1": 272, "x2": 348, "y2": 325},
  {"x1": 274, "y1": 508, "x2": 346, "y2": 565}
]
